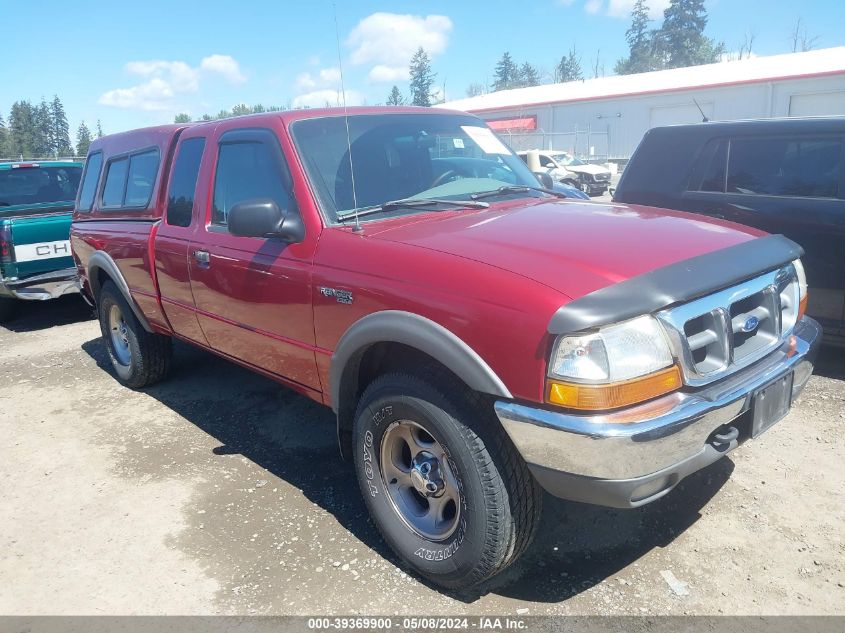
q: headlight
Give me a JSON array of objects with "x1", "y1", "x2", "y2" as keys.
[
  {"x1": 792, "y1": 258, "x2": 808, "y2": 319},
  {"x1": 547, "y1": 315, "x2": 682, "y2": 411}
]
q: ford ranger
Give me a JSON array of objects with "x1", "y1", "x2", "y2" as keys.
[
  {"x1": 0, "y1": 161, "x2": 83, "y2": 321},
  {"x1": 70, "y1": 107, "x2": 820, "y2": 590}
]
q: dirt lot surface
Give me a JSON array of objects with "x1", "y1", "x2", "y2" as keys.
[{"x1": 1, "y1": 296, "x2": 843, "y2": 616}]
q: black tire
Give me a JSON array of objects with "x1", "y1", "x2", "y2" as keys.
[
  {"x1": 352, "y1": 371, "x2": 541, "y2": 589},
  {"x1": 0, "y1": 297, "x2": 18, "y2": 323},
  {"x1": 97, "y1": 281, "x2": 171, "y2": 388}
]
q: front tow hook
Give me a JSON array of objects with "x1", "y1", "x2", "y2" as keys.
[{"x1": 710, "y1": 425, "x2": 739, "y2": 450}]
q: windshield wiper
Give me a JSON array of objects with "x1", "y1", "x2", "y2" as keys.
[
  {"x1": 336, "y1": 197, "x2": 489, "y2": 222},
  {"x1": 469, "y1": 185, "x2": 567, "y2": 201}
]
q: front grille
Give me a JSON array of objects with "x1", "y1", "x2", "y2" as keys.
[{"x1": 657, "y1": 266, "x2": 800, "y2": 386}]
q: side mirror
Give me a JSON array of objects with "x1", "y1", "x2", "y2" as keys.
[
  {"x1": 534, "y1": 172, "x2": 555, "y2": 190},
  {"x1": 227, "y1": 198, "x2": 304, "y2": 243}
]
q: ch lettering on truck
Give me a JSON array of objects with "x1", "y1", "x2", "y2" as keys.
[{"x1": 14, "y1": 240, "x2": 71, "y2": 262}]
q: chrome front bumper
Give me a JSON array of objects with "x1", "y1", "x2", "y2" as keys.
[
  {"x1": 495, "y1": 317, "x2": 821, "y2": 508},
  {"x1": 0, "y1": 267, "x2": 79, "y2": 301}
]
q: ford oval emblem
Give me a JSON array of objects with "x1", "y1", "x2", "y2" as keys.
[{"x1": 741, "y1": 316, "x2": 760, "y2": 333}]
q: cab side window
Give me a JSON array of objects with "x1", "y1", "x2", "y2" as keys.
[
  {"x1": 166, "y1": 138, "x2": 206, "y2": 227},
  {"x1": 727, "y1": 137, "x2": 842, "y2": 198},
  {"x1": 688, "y1": 139, "x2": 727, "y2": 193},
  {"x1": 211, "y1": 131, "x2": 294, "y2": 227}
]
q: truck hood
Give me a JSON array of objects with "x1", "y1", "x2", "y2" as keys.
[
  {"x1": 366, "y1": 199, "x2": 765, "y2": 300},
  {"x1": 561, "y1": 163, "x2": 609, "y2": 176}
]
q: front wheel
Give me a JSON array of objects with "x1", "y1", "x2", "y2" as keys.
[
  {"x1": 97, "y1": 281, "x2": 171, "y2": 388},
  {"x1": 353, "y1": 372, "x2": 541, "y2": 589}
]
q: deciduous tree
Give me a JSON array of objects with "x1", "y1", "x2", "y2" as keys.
[{"x1": 173, "y1": 113, "x2": 191, "y2": 123}]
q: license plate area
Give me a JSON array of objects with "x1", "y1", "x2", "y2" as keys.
[{"x1": 751, "y1": 372, "x2": 794, "y2": 438}]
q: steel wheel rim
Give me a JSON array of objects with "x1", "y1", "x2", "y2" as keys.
[
  {"x1": 378, "y1": 419, "x2": 461, "y2": 541},
  {"x1": 108, "y1": 304, "x2": 131, "y2": 366}
]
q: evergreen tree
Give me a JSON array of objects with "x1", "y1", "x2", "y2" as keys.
[
  {"x1": 252, "y1": 104, "x2": 266, "y2": 113},
  {"x1": 95, "y1": 120, "x2": 104, "y2": 139},
  {"x1": 656, "y1": 0, "x2": 723, "y2": 68},
  {"x1": 173, "y1": 113, "x2": 192, "y2": 123},
  {"x1": 386, "y1": 85, "x2": 405, "y2": 105},
  {"x1": 409, "y1": 48, "x2": 436, "y2": 107},
  {"x1": 555, "y1": 48, "x2": 583, "y2": 82},
  {"x1": 0, "y1": 114, "x2": 7, "y2": 158},
  {"x1": 615, "y1": 0, "x2": 660, "y2": 74},
  {"x1": 32, "y1": 99, "x2": 53, "y2": 157},
  {"x1": 231, "y1": 103, "x2": 252, "y2": 116},
  {"x1": 492, "y1": 52, "x2": 519, "y2": 91},
  {"x1": 76, "y1": 121, "x2": 93, "y2": 157},
  {"x1": 8, "y1": 100, "x2": 37, "y2": 158},
  {"x1": 50, "y1": 95, "x2": 73, "y2": 156},
  {"x1": 518, "y1": 62, "x2": 540, "y2": 88}
]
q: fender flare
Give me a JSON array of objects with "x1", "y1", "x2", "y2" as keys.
[
  {"x1": 330, "y1": 310, "x2": 512, "y2": 414},
  {"x1": 87, "y1": 250, "x2": 154, "y2": 333}
]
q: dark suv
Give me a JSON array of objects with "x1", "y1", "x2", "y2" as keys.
[{"x1": 614, "y1": 117, "x2": 845, "y2": 344}]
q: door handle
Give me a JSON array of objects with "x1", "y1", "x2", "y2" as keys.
[{"x1": 193, "y1": 250, "x2": 210, "y2": 266}]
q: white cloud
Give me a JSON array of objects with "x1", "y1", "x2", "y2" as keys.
[
  {"x1": 583, "y1": 0, "x2": 668, "y2": 19},
  {"x1": 99, "y1": 78, "x2": 176, "y2": 111},
  {"x1": 200, "y1": 54, "x2": 246, "y2": 83},
  {"x1": 368, "y1": 64, "x2": 408, "y2": 82},
  {"x1": 347, "y1": 12, "x2": 452, "y2": 82},
  {"x1": 319, "y1": 67, "x2": 342, "y2": 84},
  {"x1": 99, "y1": 54, "x2": 246, "y2": 111},
  {"x1": 296, "y1": 72, "x2": 317, "y2": 90},
  {"x1": 605, "y1": 0, "x2": 669, "y2": 19},
  {"x1": 292, "y1": 89, "x2": 363, "y2": 109},
  {"x1": 585, "y1": 0, "x2": 603, "y2": 14},
  {"x1": 295, "y1": 67, "x2": 341, "y2": 92}
]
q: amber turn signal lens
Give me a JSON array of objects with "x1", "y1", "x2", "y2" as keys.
[
  {"x1": 798, "y1": 293, "x2": 808, "y2": 321},
  {"x1": 546, "y1": 365, "x2": 683, "y2": 411}
]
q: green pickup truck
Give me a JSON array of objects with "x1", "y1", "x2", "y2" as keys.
[{"x1": 0, "y1": 161, "x2": 83, "y2": 322}]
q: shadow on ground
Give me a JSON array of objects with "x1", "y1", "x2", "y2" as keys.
[
  {"x1": 81, "y1": 336, "x2": 732, "y2": 604},
  {"x1": 1, "y1": 295, "x2": 94, "y2": 332},
  {"x1": 812, "y1": 345, "x2": 845, "y2": 380}
]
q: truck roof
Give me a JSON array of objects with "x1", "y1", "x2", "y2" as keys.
[
  {"x1": 0, "y1": 161, "x2": 83, "y2": 169},
  {"x1": 86, "y1": 106, "x2": 475, "y2": 155}
]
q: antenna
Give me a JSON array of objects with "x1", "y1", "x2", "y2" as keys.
[
  {"x1": 693, "y1": 98, "x2": 709, "y2": 123},
  {"x1": 333, "y1": 3, "x2": 362, "y2": 232}
]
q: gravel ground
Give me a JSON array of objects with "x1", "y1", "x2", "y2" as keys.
[{"x1": 1, "y1": 296, "x2": 843, "y2": 616}]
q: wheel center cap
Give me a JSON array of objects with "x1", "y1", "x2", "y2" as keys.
[{"x1": 409, "y1": 451, "x2": 445, "y2": 498}]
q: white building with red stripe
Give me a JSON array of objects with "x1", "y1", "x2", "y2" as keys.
[{"x1": 442, "y1": 47, "x2": 845, "y2": 162}]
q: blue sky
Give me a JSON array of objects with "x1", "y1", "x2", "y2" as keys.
[{"x1": 3, "y1": 0, "x2": 845, "y2": 137}]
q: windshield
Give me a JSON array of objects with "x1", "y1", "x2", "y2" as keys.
[
  {"x1": 291, "y1": 113, "x2": 543, "y2": 223},
  {"x1": 550, "y1": 152, "x2": 585, "y2": 167},
  {"x1": 0, "y1": 165, "x2": 82, "y2": 210}
]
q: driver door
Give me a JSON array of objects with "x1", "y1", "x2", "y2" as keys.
[{"x1": 187, "y1": 126, "x2": 320, "y2": 392}]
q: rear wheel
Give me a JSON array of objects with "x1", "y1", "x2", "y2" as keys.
[
  {"x1": 0, "y1": 297, "x2": 17, "y2": 323},
  {"x1": 97, "y1": 281, "x2": 171, "y2": 388},
  {"x1": 353, "y1": 372, "x2": 541, "y2": 590}
]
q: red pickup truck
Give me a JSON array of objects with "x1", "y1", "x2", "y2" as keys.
[{"x1": 71, "y1": 106, "x2": 820, "y2": 590}]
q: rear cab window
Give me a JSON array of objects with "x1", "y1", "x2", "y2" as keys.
[{"x1": 0, "y1": 164, "x2": 83, "y2": 215}]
